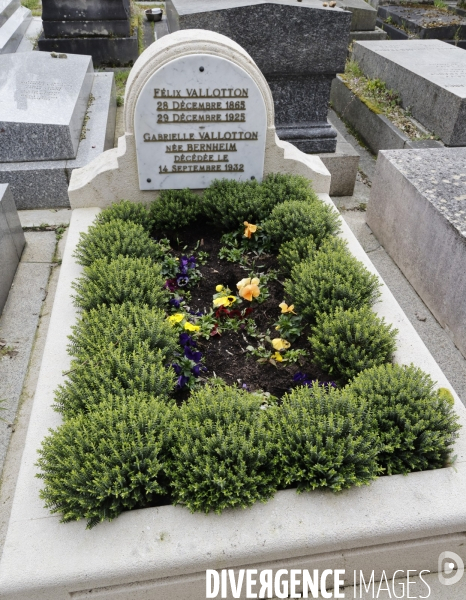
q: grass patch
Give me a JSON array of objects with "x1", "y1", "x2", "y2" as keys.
[
  {"x1": 114, "y1": 70, "x2": 130, "y2": 107},
  {"x1": 22, "y1": 0, "x2": 41, "y2": 16},
  {"x1": 341, "y1": 60, "x2": 439, "y2": 141}
]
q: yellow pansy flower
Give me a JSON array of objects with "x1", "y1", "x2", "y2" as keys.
[
  {"x1": 244, "y1": 221, "x2": 258, "y2": 239},
  {"x1": 213, "y1": 295, "x2": 237, "y2": 307},
  {"x1": 215, "y1": 284, "x2": 224, "y2": 292},
  {"x1": 279, "y1": 302, "x2": 296, "y2": 314},
  {"x1": 168, "y1": 313, "x2": 184, "y2": 325},
  {"x1": 272, "y1": 352, "x2": 283, "y2": 362},
  {"x1": 184, "y1": 322, "x2": 200, "y2": 332},
  {"x1": 271, "y1": 338, "x2": 291, "y2": 351}
]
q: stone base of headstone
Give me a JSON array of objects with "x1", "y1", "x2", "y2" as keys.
[
  {"x1": 0, "y1": 0, "x2": 31, "y2": 54},
  {"x1": 367, "y1": 148, "x2": 466, "y2": 359},
  {"x1": 0, "y1": 184, "x2": 25, "y2": 314},
  {"x1": 37, "y1": 30, "x2": 139, "y2": 67},
  {"x1": 0, "y1": 73, "x2": 116, "y2": 209},
  {"x1": 316, "y1": 132, "x2": 360, "y2": 196}
]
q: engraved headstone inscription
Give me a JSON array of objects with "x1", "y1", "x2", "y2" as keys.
[{"x1": 134, "y1": 54, "x2": 267, "y2": 190}]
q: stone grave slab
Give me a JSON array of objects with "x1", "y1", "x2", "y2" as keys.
[
  {"x1": 0, "y1": 71, "x2": 116, "y2": 209},
  {"x1": 0, "y1": 52, "x2": 93, "y2": 162},
  {"x1": 377, "y1": 5, "x2": 466, "y2": 39},
  {"x1": 165, "y1": 0, "x2": 352, "y2": 153},
  {"x1": 68, "y1": 29, "x2": 331, "y2": 206},
  {"x1": 0, "y1": 0, "x2": 31, "y2": 54},
  {"x1": 336, "y1": 0, "x2": 377, "y2": 31},
  {"x1": 0, "y1": 184, "x2": 25, "y2": 314},
  {"x1": 367, "y1": 147, "x2": 466, "y2": 358},
  {"x1": 352, "y1": 40, "x2": 466, "y2": 147}
]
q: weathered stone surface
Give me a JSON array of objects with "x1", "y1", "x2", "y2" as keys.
[
  {"x1": 0, "y1": 73, "x2": 116, "y2": 209},
  {"x1": 41, "y1": 0, "x2": 130, "y2": 22},
  {"x1": 0, "y1": 4, "x2": 31, "y2": 54},
  {"x1": 37, "y1": 30, "x2": 139, "y2": 67},
  {"x1": 42, "y1": 19, "x2": 131, "y2": 38},
  {"x1": 317, "y1": 131, "x2": 360, "y2": 196},
  {"x1": 336, "y1": 0, "x2": 377, "y2": 31},
  {"x1": 378, "y1": 5, "x2": 466, "y2": 39},
  {"x1": 350, "y1": 26, "x2": 387, "y2": 41},
  {"x1": 0, "y1": 184, "x2": 25, "y2": 314},
  {"x1": 367, "y1": 148, "x2": 466, "y2": 358},
  {"x1": 0, "y1": 0, "x2": 20, "y2": 26},
  {"x1": 352, "y1": 40, "x2": 466, "y2": 147},
  {"x1": 0, "y1": 52, "x2": 93, "y2": 162},
  {"x1": 166, "y1": 0, "x2": 352, "y2": 152}
]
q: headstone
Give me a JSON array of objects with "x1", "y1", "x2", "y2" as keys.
[
  {"x1": 0, "y1": 52, "x2": 94, "y2": 162},
  {"x1": 377, "y1": 5, "x2": 466, "y2": 40},
  {"x1": 0, "y1": 183, "x2": 25, "y2": 314},
  {"x1": 135, "y1": 55, "x2": 267, "y2": 190},
  {"x1": 68, "y1": 29, "x2": 331, "y2": 207},
  {"x1": 352, "y1": 40, "x2": 466, "y2": 147},
  {"x1": 165, "y1": 0, "x2": 352, "y2": 154},
  {"x1": 0, "y1": 0, "x2": 31, "y2": 54},
  {"x1": 336, "y1": 0, "x2": 377, "y2": 31},
  {"x1": 0, "y1": 52, "x2": 116, "y2": 209},
  {"x1": 37, "y1": 0, "x2": 138, "y2": 67},
  {"x1": 367, "y1": 147, "x2": 466, "y2": 358}
]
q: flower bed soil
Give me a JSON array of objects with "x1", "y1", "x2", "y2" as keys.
[{"x1": 162, "y1": 222, "x2": 330, "y2": 401}]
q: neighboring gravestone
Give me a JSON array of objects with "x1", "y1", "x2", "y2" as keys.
[
  {"x1": 352, "y1": 40, "x2": 466, "y2": 147},
  {"x1": 165, "y1": 0, "x2": 352, "y2": 153},
  {"x1": 0, "y1": 52, "x2": 116, "y2": 209},
  {"x1": 367, "y1": 147, "x2": 466, "y2": 358},
  {"x1": 0, "y1": 0, "x2": 31, "y2": 54},
  {"x1": 0, "y1": 184, "x2": 25, "y2": 314},
  {"x1": 68, "y1": 29, "x2": 331, "y2": 206},
  {"x1": 38, "y1": 0, "x2": 138, "y2": 67}
]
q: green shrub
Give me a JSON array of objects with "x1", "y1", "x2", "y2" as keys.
[
  {"x1": 54, "y1": 343, "x2": 176, "y2": 418},
  {"x1": 277, "y1": 237, "x2": 317, "y2": 277},
  {"x1": 167, "y1": 382, "x2": 277, "y2": 513},
  {"x1": 347, "y1": 364, "x2": 461, "y2": 475},
  {"x1": 95, "y1": 200, "x2": 154, "y2": 231},
  {"x1": 267, "y1": 383, "x2": 380, "y2": 492},
  {"x1": 68, "y1": 303, "x2": 177, "y2": 361},
  {"x1": 260, "y1": 173, "x2": 319, "y2": 205},
  {"x1": 201, "y1": 179, "x2": 265, "y2": 229},
  {"x1": 72, "y1": 256, "x2": 167, "y2": 312},
  {"x1": 37, "y1": 393, "x2": 174, "y2": 528},
  {"x1": 263, "y1": 199, "x2": 340, "y2": 249},
  {"x1": 285, "y1": 239, "x2": 380, "y2": 324},
  {"x1": 309, "y1": 307, "x2": 398, "y2": 383},
  {"x1": 150, "y1": 189, "x2": 201, "y2": 232},
  {"x1": 74, "y1": 219, "x2": 164, "y2": 267}
]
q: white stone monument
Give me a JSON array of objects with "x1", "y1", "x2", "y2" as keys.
[{"x1": 68, "y1": 29, "x2": 331, "y2": 207}]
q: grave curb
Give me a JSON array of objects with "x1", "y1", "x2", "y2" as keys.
[{"x1": 1, "y1": 201, "x2": 466, "y2": 599}]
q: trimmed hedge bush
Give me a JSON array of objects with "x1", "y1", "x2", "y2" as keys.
[
  {"x1": 267, "y1": 383, "x2": 380, "y2": 492},
  {"x1": 263, "y1": 199, "x2": 340, "y2": 249},
  {"x1": 37, "y1": 393, "x2": 174, "y2": 528},
  {"x1": 95, "y1": 200, "x2": 154, "y2": 231},
  {"x1": 277, "y1": 237, "x2": 317, "y2": 277},
  {"x1": 202, "y1": 179, "x2": 266, "y2": 229},
  {"x1": 68, "y1": 303, "x2": 178, "y2": 361},
  {"x1": 167, "y1": 382, "x2": 277, "y2": 513},
  {"x1": 150, "y1": 188, "x2": 202, "y2": 232},
  {"x1": 260, "y1": 173, "x2": 319, "y2": 205},
  {"x1": 54, "y1": 343, "x2": 176, "y2": 418},
  {"x1": 347, "y1": 364, "x2": 461, "y2": 475},
  {"x1": 285, "y1": 238, "x2": 380, "y2": 324},
  {"x1": 309, "y1": 307, "x2": 398, "y2": 383},
  {"x1": 74, "y1": 219, "x2": 164, "y2": 267},
  {"x1": 72, "y1": 256, "x2": 167, "y2": 311}
]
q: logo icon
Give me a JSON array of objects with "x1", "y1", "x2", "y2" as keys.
[{"x1": 438, "y1": 551, "x2": 464, "y2": 586}]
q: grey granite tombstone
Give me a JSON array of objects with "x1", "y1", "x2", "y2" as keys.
[
  {"x1": 38, "y1": 0, "x2": 138, "y2": 67},
  {"x1": 0, "y1": 184, "x2": 25, "y2": 314},
  {"x1": 166, "y1": 0, "x2": 352, "y2": 153},
  {"x1": 352, "y1": 40, "x2": 466, "y2": 147},
  {"x1": 367, "y1": 147, "x2": 466, "y2": 358},
  {"x1": 0, "y1": 52, "x2": 94, "y2": 163},
  {"x1": 0, "y1": 52, "x2": 116, "y2": 209}
]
